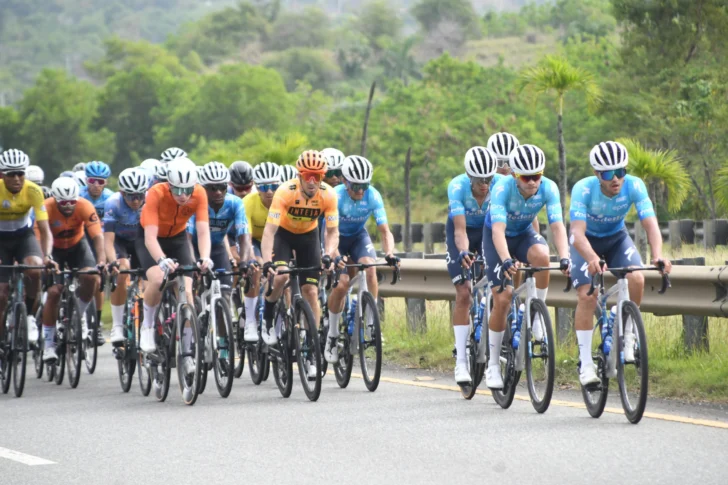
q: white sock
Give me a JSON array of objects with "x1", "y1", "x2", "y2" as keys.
[
  {"x1": 488, "y1": 330, "x2": 504, "y2": 367},
  {"x1": 328, "y1": 310, "x2": 341, "y2": 337},
  {"x1": 43, "y1": 325, "x2": 55, "y2": 348},
  {"x1": 536, "y1": 287, "x2": 548, "y2": 302},
  {"x1": 142, "y1": 303, "x2": 159, "y2": 329},
  {"x1": 244, "y1": 297, "x2": 257, "y2": 325},
  {"x1": 77, "y1": 298, "x2": 90, "y2": 315},
  {"x1": 576, "y1": 330, "x2": 594, "y2": 366},
  {"x1": 183, "y1": 326, "x2": 194, "y2": 351},
  {"x1": 111, "y1": 304, "x2": 124, "y2": 328},
  {"x1": 625, "y1": 316, "x2": 634, "y2": 336},
  {"x1": 453, "y1": 325, "x2": 469, "y2": 364}
]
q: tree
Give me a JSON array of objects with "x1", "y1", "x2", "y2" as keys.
[
  {"x1": 411, "y1": 0, "x2": 479, "y2": 35},
  {"x1": 264, "y1": 48, "x2": 341, "y2": 91},
  {"x1": 380, "y1": 36, "x2": 421, "y2": 84},
  {"x1": 264, "y1": 7, "x2": 331, "y2": 51},
  {"x1": 517, "y1": 56, "x2": 602, "y2": 216},
  {"x1": 354, "y1": 1, "x2": 402, "y2": 48}
]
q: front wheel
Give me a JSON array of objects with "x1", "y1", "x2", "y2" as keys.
[
  {"x1": 490, "y1": 319, "x2": 520, "y2": 409},
  {"x1": 525, "y1": 298, "x2": 554, "y2": 413},
  {"x1": 33, "y1": 306, "x2": 44, "y2": 379},
  {"x1": 176, "y1": 303, "x2": 202, "y2": 406},
  {"x1": 1, "y1": 308, "x2": 14, "y2": 394},
  {"x1": 83, "y1": 300, "x2": 98, "y2": 374},
  {"x1": 617, "y1": 301, "x2": 648, "y2": 424},
  {"x1": 295, "y1": 299, "x2": 322, "y2": 402},
  {"x1": 12, "y1": 303, "x2": 28, "y2": 397},
  {"x1": 581, "y1": 306, "x2": 609, "y2": 418},
  {"x1": 213, "y1": 298, "x2": 235, "y2": 398},
  {"x1": 358, "y1": 292, "x2": 382, "y2": 392},
  {"x1": 271, "y1": 300, "x2": 293, "y2": 398},
  {"x1": 66, "y1": 299, "x2": 83, "y2": 389}
]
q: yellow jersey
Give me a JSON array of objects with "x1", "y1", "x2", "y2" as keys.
[
  {"x1": 0, "y1": 180, "x2": 48, "y2": 234},
  {"x1": 266, "y1": 179, "x2": 338, "y2": 234},
  {"x1": 243, "y1": 192, "x2": 269, "y2": 242}
]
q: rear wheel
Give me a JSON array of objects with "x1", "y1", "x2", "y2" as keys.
[
  {"x1": 66, "y1": 298, "x2": 83, "y2": 389},
  {"x1": 135, "y1": 299, "x2": 151, "y2": 396},
  {"x1": 83, "y1": 300, "x2": 98, "y2": 374},
  {"x1": 617, "y1": 301, "x2": 648, "y2": 424},
  {"x1": 234, "y1": 325, "x2": 245, "y2": 379},
  {"x1": 151, "y1": 298, "x2": 173, "y2": 402},
  {"x1": 525, "y1": 299, "x2": 555, "y2": 413},
  {"x1": 318, "y1": 292, "x2": 329, "y2": 378},
  {"x1": 1, "y1": 308, "x2": 13, "y2": 394},
  {"x1": 213, "y1": 298, "x2": 235, "y2": 398},
  {"x1": 176, "y1": 303, "x2": 202, "y2": 405},
  {"x1": 33, "y1": 306, "x2": 44, "y2": 379},
  {"x1": 271, "y1": 300, "x2": 293, "y2": 398},
  {"x1": 12, "y1": 303, "x2": 28, "y2": 397},
  {"x1": 358, "y1": 292, "x2": 382, "y2": 392},
  {"x1": 491, "y1": 318, "x2": 520, "y2": 409},
  {"x1": 53, "y1": 322, "x2": 65, "y2": 386},
  {"x1": 295, "y1": 299, "x2": 321, "y2": 402},
  {"x1": 117, "y1": 302, "x2": 135, "y2": 393},
  {"x1": 581, "y1": 306, "x2": 609, "y2": 419}
]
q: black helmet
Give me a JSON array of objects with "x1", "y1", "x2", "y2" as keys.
[{"x1": 229, "y1": 161, "x2": 253, "y2": 186}]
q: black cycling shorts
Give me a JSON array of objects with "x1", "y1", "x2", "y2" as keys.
[
  {"x1": 272, "y1": 227, "x2": 321, "y2": 286},
  {"x1": 192, "y1": 241, "x2": 232, "y2": 289},
  {"x1": 52, "y1": 238, "x2": 96, "y2": 272},
  {"x1": 114, "y1": 237, "x2": 141, "y2": 269},
  {"x1": 135, "y1": 229, "x2": 195, "y2": 272},
  {"x1": 0, "y1": 229, "x2": 43, "y2": 283}
]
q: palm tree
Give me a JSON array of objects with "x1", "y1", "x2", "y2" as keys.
[
  {"x1": 517, "y1": 56, "x2": 602, "y2": 216},
  {"x1": 712, "y1": 165, "x2": 728, "y2": 215},
  {"x1": 238, "y1": 129, "x2": 308, "y2": 165}
]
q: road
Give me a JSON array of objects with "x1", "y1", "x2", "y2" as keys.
[{"x1": 2, "y1": 352, "x2": 726, "y2": 485}]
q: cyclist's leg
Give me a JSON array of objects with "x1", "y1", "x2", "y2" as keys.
[
  {"x1": 42, "y1": 247, "x2": 71, "y2": 360},
  {"x1": 136, "y1": 233, "x2": 166, "y2": 352},
  {"x1": 110, "y1": 238, "x2": 133, "y2": 342},
  {"x1": 242, "y1": 239, "x2": 262, "y2": 339},
  {"x1": 17, "y1": 230, "x2": 44, "y2": 314},
  {"x1": 349, "y1": 229, "x2": 380, "y2": 299},
  {"x1": 261, "y1": 230, "x2": 292, "y2": 343},
  {"x1": 0, "y1": 238, "x2": 19, "y2": 342},
  {"x1": 87, "y1": 234, "x2": 104, "y2": 337},
  {"x1": 570, "y1": 235, "x2": 600, "y2": 378},
  {"x1": 445, "y1": 219, "x2": 473, "y2": 371},
  {"x1": 294, "y1": 228, "x2": 322, "y2": 326},
  {"x1": 70, "y1": 239, "x2": 100, "y2": 318},
  {"x1": 514, "y1": 228, "x2": 549, "y2": 339}
]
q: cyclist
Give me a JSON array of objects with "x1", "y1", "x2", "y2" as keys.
[
  {"x1": 321, "y1": 148, "x2": 345, "y2": 187},
  {"x1": 323, "y1": 155, "x2": 398, "y2": 363},
  {"x1": 136, "y1": 157, "x2": 212, "y2": 377},
  {"x1": 446, "y1": 147, "x2": 502, "y2": 384},
  {"x1": 26, "y1": 165, "x2": 45, "y2": 187},
  {"x1": 140, "y1": 158, "x2": 163, "y2": 187},
  {"x1": 73, "y1": 171, "x2": 87, "y2": 187},
  {"x1": 487, "y1": 132, "x2": 520, "y2": 176},
  {"x1": 60, "y1": 171, "x2": 74, "y2": 178},
  {"x1": 260, "y1": 151, "x2": 339, "y2": 379},
  {"x1": 188, "y1": 162, "x2": 252, "y2": 301},
  {"x1": 104, "y1": 168, "x2": 148, "y2": 343},
  {"x1": 42, "y1": 178, "x2": 106, "y2": 362},
  {"x1": 160, "y1": 147, "x2": 187, "y2": 164},
  {"x1": 280, "y1": 164, "x2": 298, "y2": 184},
  {"x1": 569, "y1": 141, "x2": 672, "y2": 385},
  {"x1": 80, "y1": 161, "x2": 114, "y2": 346},
  {"x1": 241, "y1": 162, "x2": 280, "y2": 341},
  {"x1": 483, "y1": 144, "x2": 571, "y2": 389},
  {"x1": 72, "y1": 162, "x2": 86, "y2": 173},
  {"x1": 228, "y1": 161, "x2": 255, "y2": 198},
  {"x1": 0, "y1": 149, "x2": 54, "y2": 350}
]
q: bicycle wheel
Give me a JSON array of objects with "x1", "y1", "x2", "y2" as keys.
[
  {"x1": 581, "y1": 306, "x2": 609, "y2": 418},
  {"x1": 491, "y1": 320, "x2": 520, "y2": 409},
  {"x1": 318, "y1": 293, "x2": 329, "y2": 378},
  {"x1": 295, "y1": 298, "x2": 322, "y2": 402},
  {"x1": 83, "y1": 300, "x2": 98, "y2": 374},
  {"x1": 1, "y1": 309, "x2": 12, "y2": 394},
  {"x1": 358, "y1": 292, "x2": 382, "y2": 392},
  {"x1": 176, "y1": 303, "x2": 202, "y2": 406},
  {"x1": 117, "y1": 302, "x2": 134, "y2": 393},
  {"x1": 459, "y1": 329, "x2": 480, "y2": 400},
  {"x1": 66, "y1": 299, "x2": 83, "y2": 389},
  {"x1": 151, "y1": 299, "x2": 173, "y2": 402},
  {"x1": 525, "y1": 298, "x2": 554, "y2": 413},
  {"x1": 271, "y1": 300, "x2": 293, "y2": 398},
  {"x1": 617, "y1": 301, "x2": 648, "y2": 424},
  {"x1": 134, "y1": 299, "x2": 151, "y2": 396},
  {"x1": 234, "y1": 325, "x2": 245, "y2": 379},
  {"x1": 33, "y1": 306, "x2": 44, "y2": 379},
  {"x1": 12, "y1": 303, "x2": 28, "y2": 397},
  {"x1": 334, "y1": 316, "x2": 353, "y2": 389},
  {"x1": 213, "y1": 298, "x2": 235, "y2": 398}
]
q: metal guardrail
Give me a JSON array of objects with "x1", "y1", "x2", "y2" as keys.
[{"x1": 375, "y1": 260, "x2": 728, "y2": 318}]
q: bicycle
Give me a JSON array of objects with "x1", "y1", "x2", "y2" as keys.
[
  {"x1": 230, "y1": 267, "x2": 271, "y2": 385},
  {"x1": 581, "y1": 261, "x2": 670, "y2": 424},
  {"x1": 316, "y1": 274, "x2": 333, "y2": 379},
  {"x1": 109, "y1": 268, "x2": 148, "y2": 394},
  {"x1": 82, "y1": 297, "x2": 99, "y2": 375},
  {"x1": 0, "y1": 264, "x2": 47, "y2": 397},
  {"x1": 329, "y1": 261, "x2": 400, "y2": 391},
  {"x1": 32, "y1": 287, "x2": 47, "y2": 380},
  {"x1": 264, "y1": 261, "x2": 323, "y2": 401},
  {"x1": 489, "y1": 265, "x2": 571, "y2": 413}
]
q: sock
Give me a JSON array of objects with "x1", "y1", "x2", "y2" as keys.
[
  {"x1": 263, "y1": 299, "x2": 275, "y2": 330},
  {"x1": 77, "y1": 298, "x2": 90, "y2": 315},
  {"x1": 536, "y1": 287, "x2": 548, "y2": 302},
  {"x1": 244, "y1": 297, "x2": 257, "y2": 325},
  {"x1": 453, "y1": 324, "x2": 469, "y2": 364},
  {"x1": 275, "y1": 314, "x2": 283, "y2": 337},
  {"x1": 182, "y1": 326, "x2": 194, "y2": 351},
  {"x1": 576, "y1": 330, "x2": 594, "y2": 367},
  {"x1": 43, "y1": 325, "x2": 55, "y2": 348},
  {"x1": 142, "y1": 303, "x2": 159, "y2": 329},
  {"x1": 328, "y1": 310, "x2": 341, "y2": 337},
  {"x1": 488, "y1": 330, "x2": 504, "y2": 367},
  {"x1": 97, "y1": 309, "x2": 102, "y2": 326},
  {"x1": 25, "y1": 297, "x2": 35, "y2": 313},
  {"x1": 625, "y1": 316, "x2": 634, "y2": 336},
  {"x1": 111, "y1": 304, "x2": 124, "y2": 328}
]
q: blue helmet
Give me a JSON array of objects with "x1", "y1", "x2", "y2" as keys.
[
  {"x1": 85, "y1": 161, "x2": 111, "y2": 179},
  {"x1": 60, "y1": 170, "x2": 74, "y2": 178}
]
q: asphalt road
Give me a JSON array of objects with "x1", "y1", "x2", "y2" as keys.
[{"x1": 2, "y1": 351, "x2": 726, "y2": 485}]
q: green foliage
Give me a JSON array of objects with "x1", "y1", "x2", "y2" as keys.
[
  {"x1": 353, "y1": 1, "x2": 403, "y2": 48},
  {"x1": 85, "y1": 38, "x2": 192, "y2": 80},
  {"x1": 264, "y1": 7, "x2": 331, "y2": 51},
  {"x1": 192, "y1": 130, "x2": 308, "y2": 166},
  {"x1": 264, "y1": 48, "x2": 341, "y2": 91},
  {"x1": 411, "y1": 0, "x2": 480, "y2": 36}
]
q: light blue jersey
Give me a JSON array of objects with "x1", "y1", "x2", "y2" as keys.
[
  {"x1": 103, "y1": 193, "x2": 142, "y2": 241},
  {"x1": 486, "y1": 176, "x2": 562, "y2": 237},
  {"x1": 447, "y1": 173, "x2": 504, "y2": 228},
  {"x1": 335, "y1": 184, "x2": 388, "y2": 237},
  {"x1": 570, "y1": 175, "x2": 655, "y2": 238},
  {"x1": 80, "y1": 186, "x2": 115, "y2": 219},
  {"x1": 187, "y1": 193, "x2": 248, "y2": 246}
]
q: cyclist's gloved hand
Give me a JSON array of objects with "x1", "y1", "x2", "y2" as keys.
[
  {"x1": 501, "y1": 258, "x2": 517, "y2": 279},
  {"x1": 262, "y1": 261, "x2": 276, "y2": 278},
  {"x1": 559, "y1": 258, "x2": 572, "y2": 273},
  {"x1": 321, "y1": 254, "x2": 332, "y2": 269},
  {"x1": 385, "y1": 254, "x2": 400, "y2": 267},
  {"x1": 96, "y1": 263, "x2": 106, "y2": 274},
  {"x1": 157, "y1": 257, "x2": 176, "y2": 272},
  {"x1": 333, "y1": 255, "x2": 345, "y2": 270},
  {"x1": 229, "y1": 258, "x2": 238, "y2": 269},
  {"x1": 457, "y1": 250, "x2": 473, "y2": 268},
  {"x1": 197, "y1": 258, "x2": 214, "y2": 272}
]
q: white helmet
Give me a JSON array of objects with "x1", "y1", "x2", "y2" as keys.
[
  {"x1": 487, "y1": 132, "x2": 520, "y2": 160},
  {"x1": 280, "y1": 165, "x2": 298, "y2": 182},
  {"x1": 342, "y1": 155, "x2": 373, "y2": 183},
  {"x1": 196, "y1": 166, "x2": 205, "y2": 181},
  {"x1": 321, "y1": 148, "x2": 345, "y2": 170},
  {"x1": 510, "y1": 144, "x2": 546, "y2": 175},
  {"x1": 200, "y1": 161, "x2": 230, "y2": 185},
  {"x1": 590, "y1": 141, "x2": 628, "y2": 171},
  {"x1": 464, "y1": 147, "x2": 498, "y2": 178},
  {"x1": 166, "y1": 157, "x2": 198, "y2": 188},
  {"x1": 51, "y1": 177, "x2": 80, "y2": 201},
  {"x1": 253, "y1": 162, "x2": 281, "y2": 184},
  {"x1": 72, "y1": 162, "x2": 87, "y2": 172},
  {"x1": 0, "y1": 149, "x2": 29, "y2": 171},
  {"x1": 160, "y1": 147, "x2": 187, "y2": 163},
  {"x1": 140, "y1": 158, "x2": 161, "y2": 178},
  {"x1": 26, "y1": 165, "x2": 44, "y2": 184},
  {"x1": 73, "y1": 171, "x2": 87, "y2": 187},
  {"x1": 118, "y1": 168, "x2": 149, "y2": 194}
]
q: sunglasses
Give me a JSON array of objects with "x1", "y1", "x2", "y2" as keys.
[
  {"x1": 205, "y1": 184, "x2": 227, "y2": 193},
  {"x1": 598, "y1": 168, "x2": 627, "y2": 181},
  {"x1": 170, "y1": 185, "x2": 194, "y2": 196},
  {"x1": 347, "y1": 181, "x2": 370, "y2": 192},
  {"x1": 300, "y1": 171, "x2": 324, "y2": 183},
  {"x1": 232, "y1": 184, "x2": 253, "y2": 193},
  {"x1": 58, "y1": 200, "x2": 77, "y2": 207},
  {"x1": 496, "y1": 158, "x2": 509, "y2": 168},
  {"x1": 123, "y1": 193, "x2": 145, "y2": 202},
  {"x1": 257, "y1": 183, "x2": 280, "y2": 193},
  {"x1": 469, "y1": 176, "x2": 493, "y2": 186},
  {"x1": 3, "y1": 171, "x2": 25, "y2": 178},
  {"x1": 325, "y1": 169, "x2": 342, "y2": 178},
  {"x1": 516, "y1": 172, "x2": 543, "y2": 183},
  {"x1": 87, "y1": 177, "x2": 107, "y2": 186}
]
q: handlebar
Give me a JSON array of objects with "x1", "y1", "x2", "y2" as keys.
[
  {"x1": 331, "y1": 261, "x2": 401, "y2": 288},
  {"x1": 588, "y1": 259, "x2": 671, "y2": 296},
  {"x1": 265, "y1": 265, "x2": 322, "y2": 297},
  {"x1": 160, "y1": 263, "x2": 201, "y2": 291},
  {"x1": 497, "y1": 265, "x2": 572, "y2": 294},
  {"x1": 109, "y1": 268, "x2": 147, "y2": 292}
]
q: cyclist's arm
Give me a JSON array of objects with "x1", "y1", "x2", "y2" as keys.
[
  {"x1": 84, "y1": 206, "x2": 105, "y2": 265},
  {"x1": 195, "y1": 221, "x2": 211, "y2": 261},
  {"x1": 36, "y1": 219, "x2": 53, "y2": 259},
  {"x1": 641, "y1": 216, "x2": 664, "y2": 262},
  {"x1": 491, "y1": 222, "x2": 511, "y2": 261},
  {"x1": 452, "y1": 214, "x2": 470, "y2": 253},
  {"x1": 532, "y1": 218, "x2": 540, "y2": 233},
  {"x1": 237, "y1": 234, "x2": 252, "y2": 262},
  {"x1": 377, "y1": 223, "x2": 395, "y2": 256},
  {"x1": 549, "y1": 221, "x2": 570, "y2": 260},
  {"x1": 104, "y1": 231, "x2": 117, "y2": 263},
  {"x1": 261, "y1": 222, "x2": 278, "y2": 263},
  {"x1": 323, "y1": 225, "x2": 339, "y2": 258},
  {"x1": 92, "y1": 234, "x2": 106, "y2": 266},
  {"x1": 545, "y1": 180, "x2": 567, "y2": 259},
  {"x1": 144, "y1": 225, "x2": 166, "y2": 262},
  {"x1": 570, "y1": 220, "x2": 598, "y2": 263},
  {"x1": 233, "y1": 200, "x2": 251, "y2": 262}
]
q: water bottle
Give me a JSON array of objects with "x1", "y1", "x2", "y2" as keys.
[
  {"x1": 603, "y1": 305, "x2": 617, "y2": 355},
  {"x1": 347, "y1": 297, "x2": 358, "y2": 336},
  {"x1": 474, "y1": 296, "x2": 487, "y2": 342},
  {"x1": 512, "y1": 303, "x2": 524, "y2": 349}
]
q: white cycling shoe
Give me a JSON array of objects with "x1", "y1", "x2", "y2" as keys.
[
  {"x1": 243, "y1": 320, "x2": 259, "y2": 342},
  {"x1": 454, "y1": 362, "x2": 471, "y2": 385},
  {"x1": 139, "y1": 327, "x2": 157, "y2": 353},
  {"x1": 324, "y1": 336, "x2": 338, "y2": 363},
  {"x1": 110, "y1": 325, "x2": 124, "y2": 344},
  {"x1": 43, "y1": 346, "x2": 58, "y2": 362},
  {"x1": 579, "y1": 362, "x2": 600, "y2": 386},
  {"x1": 262, "y1": 326, "x2": 278, "y2": 346},
  {"x1": 27, "y1": 315, "x2": 39, "y2": 343},
  {"x1": 485, "y1": 363, "x2": 504, "y2": 389},
  {"x1": 183, "y1": 356, "x2": 196, "y2": 376},
  {"x1": 623, "y1": 334, "x2": 636, "y2": 363},
  {"x1": 531, "y1": 313, "x2": 544, "y2": 341}
]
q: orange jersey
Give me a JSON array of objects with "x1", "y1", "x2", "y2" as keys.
[
  {"x1": 45, "y1": 198, "x2": 102, "y2": 249},
  {"x1": 140, "y1": 183, "x2": 208, "y2": 238},
  {"x1": 266, "y1": 179, "x2": 338, "y2": 234}
]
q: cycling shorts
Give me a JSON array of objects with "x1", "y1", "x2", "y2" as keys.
[
  {"x1": 113, "y1": 237, "x2": 141, "y2": 269},
  {"x1": 445, "y1": 217, "x2": 483, "y2": 284},
  {"x1": 482, "y1": 224, "x2": 547, "y2": 287},
  {"x1": 52, "y1": 237, "x2": 96, "y2": 272},
  {"x1": 338, "y1": 229, "x2": 376, "y2": 262},
  {"x1": 272, "y1": 227, "x2": 321, "y2": 286},
  {"x1": 193, "y1": 242, "x2": 232, "y2": 289},
  {"x1": 0, "y1": 229, "x2": 43, "y2": 283},
  {"x1": 570, "y1": 228, "x2": 643, "y2": 289},
  {"x1": 252, "y1": 239, "x2": 262, "y2": 258},
  {"x1": 135, "y1": 229, "x2": 195, "y2": 273}
]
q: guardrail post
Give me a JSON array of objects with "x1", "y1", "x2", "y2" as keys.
[
  {"x1": 675, "y1": 257, "x2": 709, "y2": 353},
  {"x1": 423, "y1": 223, "x2": 434, "y2": 254},
  {"x1": 377, "y1": 297, "x2": 385, "y2": 322},
  {"x1": 668, "y1": 220, "x2": 682, "y2": 250},
  {"x1": 555, "y1": 307, "x2": 573, "y2": 345},
  {"x1": 403, "y1": 252, "x2": 426, "y2": 333}
]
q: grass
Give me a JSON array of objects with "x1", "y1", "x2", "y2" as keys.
[{"x1": 381, "y1": 298, "x2": 728, "y2": 404}]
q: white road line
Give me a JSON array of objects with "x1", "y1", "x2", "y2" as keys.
[{"x1": 0, "y1": 447, "x2": 56, "y2": 466}]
